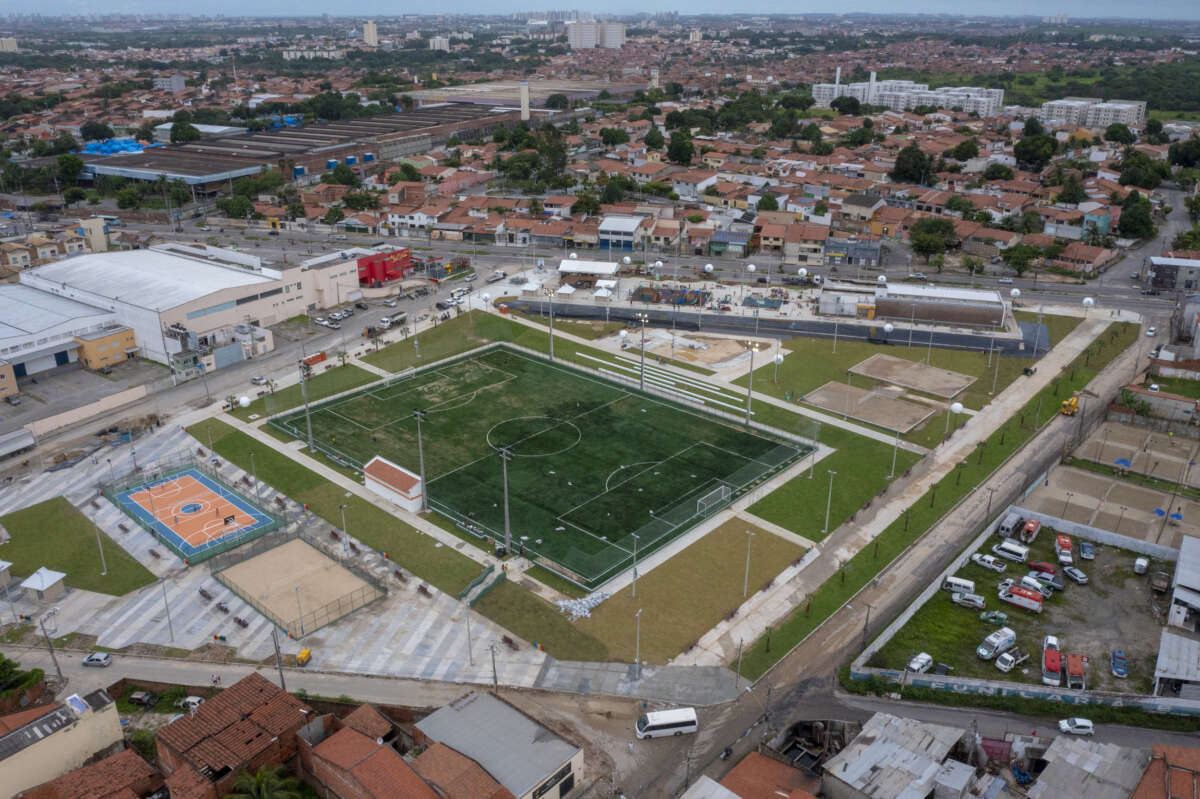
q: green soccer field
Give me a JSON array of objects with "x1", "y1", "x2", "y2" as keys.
[{"x1": 271, "y1": 346, "x2": 808, "y2": 588}]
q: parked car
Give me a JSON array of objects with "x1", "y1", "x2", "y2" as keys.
[
  {"x1": 908, "y1": 272, "x2": 929, "y2": 280},
  {"x1": 326, "y1": 321, "x2": 341, "y2": 330},
  {"x1": 1079, "y1": 541, "x2": 1095, "y2": 560},
  {"x1": 1134, "y1": 557, "x2": 1150, "y2": 575},
  {"x1": 198, "y1": 225, "x2": 211, "y2": 231},
  {"x1": 1111, "y1": 649, "x2": 1128, "y2": 678},
  {"x1": 383, "y1": 298, "x2": 398, "y2": 307},
  {"x1": 1028, "y1": 570, "x2": 1067, "y2": 591},
  {"x1": 355, "y1": 302, "x2": 369, "y2": 310},
  {"x1": 995, "y1": 648, "x2": 1029, "y2": 673},
  {"x1": 977, "y1": 627, "x2": 1016, "y2": 660},
  {"x1": 435, "y1": 300, "x2": 453, "y2": 310},
  {"x1": 971, "y1": 553, "x2": 1007, "y2": 573},
  {"x1": 952, "y1": 592, "x2": 986, "y2": 610},
  {"x1": 314, "y1": 317, "x2": 326, "y2": 325},
  {"x1": 980, "y1": 610, "x2": 1009, "y2": 625},
  {"x1": 907, "y1": 652, "x2": 933, "y2": 673},
  {"x1": 81, "y1": 652, "x2": 112, "y2": 668},
  {"x1": 1029, "y1": 561, "x2": 1057, "y2": 575},
  {"x1": 267, "y1": 230, "x2": 280, "y2": 236},
  {"x1": 1063, "y1": 566, "x2": 1089, "y2": 585},
  {"x1": 1058, "y1": 718, "x2": 1094, "y2": 736},
  {"x1": 176, "y1": 696, "x2": 205, "y2": 711},
  {"x1": 250, "y1": 376, "x2": 266, "y2": 386},
  {"x1": 128, "y1": 691, "x2": 157, "y2": 707},
  {"x1": 1146, "y1": 327, "x2": 1158, "y2": 337},
  {"x1": 997, "y1": 277, "x2": 1014, "y2": 285}
]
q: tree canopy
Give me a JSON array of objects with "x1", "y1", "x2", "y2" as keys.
[
  {"x1": 667, "y1": 129, "x2": 694, "y2": 165},
  {"x1": 890, "y1": 143, "x2": 931, "y2": 184}
]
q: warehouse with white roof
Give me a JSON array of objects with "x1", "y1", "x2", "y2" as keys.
[{"x1": 0, "y1": 284, "x2": 118, "y2": 394}]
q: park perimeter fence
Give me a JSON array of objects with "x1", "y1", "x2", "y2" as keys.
[
  {"x1": 208, "y1": 518, "x2": 387, "y2": 639},
  {"x1": 97, "y1": 449, "x2": 284, "y2": 564}
]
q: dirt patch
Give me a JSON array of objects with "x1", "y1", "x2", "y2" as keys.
[
  {"x1": 849, "y1": 353, "x2": 976, "y2": 398},
  {"x1": 805, "y1": 381, "x2": 934, "y2": 433},
  {"x1": 643, "y1": 331, "x2": 753, "y2": 367}
]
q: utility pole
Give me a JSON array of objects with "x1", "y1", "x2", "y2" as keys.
[
  {"x1": 250, "y1": 451, "x2": 261, "y2": 504},
  {"x1": 161, "y1": 580, "x2": 174, "y2": 642},
  {"x1": 743, "y1": 530, "x2": 755, "y2": 598},
  {"x1": 37, "y1": 616, "x2": 63, "y2": 683},
  {"x1": 271, "y1": 627, "x2": 286, "y2": 691},
  {"x1": 489, "y1": 643, "x2": 498, "y2": 689},
  {"x1": 634, "y1": 608, "x2": 643, "y2": 681},
  {"x1": 414, "y1": 409, "x2": 429, "y2": 512},
  {"x1": 631, "y1": 533, "x2": 640, "y2": 598},
  {"x1": 822, "y1": 470, "x2": 837, "y2": 534},
  {"x1": 744, "y1": 343, "x2": 759, "y2": 426}
]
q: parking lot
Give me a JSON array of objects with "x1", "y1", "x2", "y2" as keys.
[
  {"x1": 869, "y1": 526, "x2": 1165, "y2": 694},
  {"x1": 0, "y1": 357, "x2": 167, "y2": 436}
]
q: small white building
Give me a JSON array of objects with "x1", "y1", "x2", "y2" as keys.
[
  {"x1": 363, "y1": 455, "x2": 423, "y2": 514},
  {"x1": 20, "y1": 566, "x2": 67, "y2": 601}
]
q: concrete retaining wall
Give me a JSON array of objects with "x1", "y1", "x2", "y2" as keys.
[
  {"x1": 1107, "y1": 406, "x2": 1200, "y2": 438},
  {"x1": 26, "y1": 385, "x2": 148, "y2": 437},
  {"x1": 1011, "y1": 505, "x2": 1179, "y2": 561}
]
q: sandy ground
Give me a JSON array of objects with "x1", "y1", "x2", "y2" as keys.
[
  {"x1": 848, "y1": 353, "x2": 976, "y2": 398},
  {"x1": 804, "y1": 381, "x2": 935, "y2": 433},
  {"x1": 219, "y1": 538, "x2": 381, "y2": 632},
  {"x1": 642, "y1": 330, "x2": 758, "y2": 367}
]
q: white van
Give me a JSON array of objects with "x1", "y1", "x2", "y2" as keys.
[
  {"x1": 1020, "y1": 575, "x2": 1053, "y2": 598},
  {"x1": 997, "y1": 512, "x2": 1024, "y2": 538},
  {"x1": 993, "y1": 540, "x2": 1030, "y2": 563},
  {"x1": 941, "y1": 576, "x2": 975, "y2": 595},
  {"x1": 976, "y1": 627, "x2": 1016, "y2": 660},
  {"x1": 636, "y1": 707, "x2": 698, "y2": 739}
]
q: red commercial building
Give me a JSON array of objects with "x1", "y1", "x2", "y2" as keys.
[{"x1": 357, "y1": 249, "x2": 413, "y2": 286}]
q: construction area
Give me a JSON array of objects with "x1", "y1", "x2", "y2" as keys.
[
  {"x1": 848, "y1": 353, "x2": 976, "y2": 399},
  {"x1": 803, "y1": 381, "x2": 935, "y2": 433},
  {"x1": 1075, "y1": 421, "x2": 1200, "y2": 488}
]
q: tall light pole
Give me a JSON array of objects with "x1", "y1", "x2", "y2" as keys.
[
  {"x1": 339, "y1": 503, "x2": 350, "y2": 556},
  {"x1": 822, "y1": 470, "x2": 837, "y2": 534},
  {"x1": 631, "y1": 533, "x2": 640, "y2": 598},
  {"x1": 889, "y1": 433, "x2": 899, "y2": 479},
  {"x1": 250, "y1": 451, "x2": 261, "y2": 504},
  {"x1": 94, "y1": 524, "x2": 108, "y2": 577},
  {"x1": 634, "y1": 608, "x2": 643, "y2": 681},
  {"x1": 499, "y1": 447, "x2": 513, "y2": 556},
  {"x1": 463, "y1": 600, "x2": 474, "y2": 666},
  {"x1": 635, "y1": 312, "x2": 649, "y2": 390},
  {"x1": 745, "y1": 343, "x2": 760, "y2": 426},
  {"x1": 299, "y1": 360, "x2": 314, "y2": 450},
  {"x1": 944, "y1": 401, "x2": 964, "y2": 436},
  {"x1": 544, "y1": 287, "x2": 556, "y2": 361},
  {"x1": 773, "y1": 352, "x2": 784, "y2": 384},
  {"x1": 161, "y1": 579, "x2": 174, "y2": 642},
  {"x1": 743, "y1": 530, "x2": 755, "y2": 598},
  {"x1": 413, "y1": 409, "x2": 428, "y2": 512}
]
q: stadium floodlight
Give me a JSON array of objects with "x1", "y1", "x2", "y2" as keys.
[
  {"x1": 413, "y1": 409, "x2": 429, "y2": 512},
  {"x1": 499, "y1": 446, "x2": 513, "y2": 557},
  {"x1": 298, "y1": 359, "x2": 314, "y2": 450},
  {"x1": 634, "y1": 312, "x2": 650, "y2": 391},
  {"x1": 744, "y1": 342, "x2": 760, "y2": 426}
]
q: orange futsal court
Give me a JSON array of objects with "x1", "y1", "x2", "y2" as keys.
[{"x1": 116, "y1": 468, "x2": 274, "y2": 559}]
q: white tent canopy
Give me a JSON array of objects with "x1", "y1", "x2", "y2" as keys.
[
  {"x1": 556, "y1": 283, "x2": 576, "y2": 295},
  {"x1": 558, "y1": 259, "x2": 619, "y2": 276}
]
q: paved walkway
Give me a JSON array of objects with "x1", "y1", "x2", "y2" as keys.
[{"x1": 671, "y1": 313, "x2": 1113, "y2": 666}]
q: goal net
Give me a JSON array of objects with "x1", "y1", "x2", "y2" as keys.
[{"x1": 696, "y1": 484, "x2": 731, "y2": 517}]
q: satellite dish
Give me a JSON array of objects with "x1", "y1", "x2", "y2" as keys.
[
  {"x1": 238, "y1": 396, "x2": 251, "y2": 408},
  {"x1": 950, "y1": 401, "x2": 964, "y2": 414}
]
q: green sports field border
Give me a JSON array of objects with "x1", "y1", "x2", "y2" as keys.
[{"x1": 268, "y1": 342, "x2": 817, "y2": 591}]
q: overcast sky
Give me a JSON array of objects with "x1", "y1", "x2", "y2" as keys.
[{"x1": 12, "y1": 1, "x2": 1200, "y2": 19}]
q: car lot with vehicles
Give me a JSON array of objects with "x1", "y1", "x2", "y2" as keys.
[{"x1": 869, "y1": 523, "x2": 1162, "y2": 692}]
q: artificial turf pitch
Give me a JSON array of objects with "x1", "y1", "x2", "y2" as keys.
[{"x1": 272, "y1": 346, "x2": 807, "y2": 588}]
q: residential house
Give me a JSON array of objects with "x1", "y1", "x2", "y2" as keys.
[
  {"x1": 671, "y1": 169, "x2": 719, "y2": 200},
  {"x1": 0, "y1": 691, "x2": 123, "y2": 797},
  {"x1": 155, "y1": 672, "x2": 312, "y2": 799},
  {"x1": 838, "y1": 192, "x2": 885, "y2": 232},
  {"x1": 303, "y1": 721, "x2": 440, "y2": 799},
  {"x1": 784, "y1": 223, "x2": 829, "y2": 267},
  {"x1": 414, "y1": 692, "x2": 582, "y2": 799},
  {"x1": 964, "y1": 229, "x2": 1021, "y2": 259},
  {"x1": 825, "y1": 233, "x2": 881, "y2": 268},
  {"x1": 413, "y1": 744, "x2": 516, "y2": 799},
  {"x1": 870, "y1": 205, "x2": 910, "y2": 239},
  {"x1": 756, "y1": 223, "x2": 787, "y2": 257},
  {"x1": 1054, "y1": 241, "x2": 1117, "y2": 274},
  {"x1": 821, "y1": 714, "x2": 965, "y2": 799},
  {"x1": 16, "y1": 747, "x2": 162, "y2": 799},
  {"x1": 650, "y1": 219, "x2": 681, "y2": 252}
]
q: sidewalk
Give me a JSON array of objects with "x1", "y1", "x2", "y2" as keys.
[{"x1": 671, "y1": 313, "x2": 1113, "y2": 666}]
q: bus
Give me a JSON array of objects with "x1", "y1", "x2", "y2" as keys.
[
  {"x1": 95, "y1": 214, "x2": 123, "y2": 227},
  {"x1": 635, "y1": 708, "x2": 698, "y2": 739}
]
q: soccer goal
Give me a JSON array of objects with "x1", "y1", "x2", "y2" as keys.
[{"x1": 696, "y1": 484, "x2": 732, "y2": 517}]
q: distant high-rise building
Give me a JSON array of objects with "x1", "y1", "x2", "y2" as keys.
[
  {"x1": 152, "y1": 74, "x2": 186, "y2": 94},
  {"x1": 566, "y1": 21, "x2": 625, "y2": 50},
  {"x1": 688, "y1": 30, "x2": 702, "y2": 44},
  {"x1": 0, "y1": 38, "x2": 17, "y2": 53},
  {"x1": 812, "y1": 73, "x2": 1003, "y2": 116},
  {"x1": 363, "y1": 20, "x2": 378, "y2": 47},
  {"x1": 429, "y1": 36, "x2": 450, "y2": 52}
]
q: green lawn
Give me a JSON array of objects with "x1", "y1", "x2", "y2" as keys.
[
  {"x1": 0, "y1": 498, "x2": 156, "y2": 596},
  {"x1": 513, "y1": 312, "x2": 625, "y2": 340},
  {"x1": 229, "y1": 364, "x2": 376, "y2": 421},
  {"x1": 364, "y1": 312, "x2": 489, "y2": 374},
  {"x1": 186, "y1": 419, "x2": 479, "y2": 595},
  {"x1": 1147, "y1": 376, "x2": 1200, "y2": 399},
  {"x1": 737, "y1": 322, "x2": 1141, "y2": 680},
  {"x1": 578, "y1": 518, "x2": 807, "y2": 663},
  {"x1": 472, "y1": 580, "x2": 609, "y2": 661},
  {"x1": 748, "y1": 430, "x2": 921, "y2": 542},
  {"x1": 1015, "y1": 311, "x2": 1082, "y2": 349},
  {"x1": 271, "y1": 346, "x2": 806, "y2": 588}
]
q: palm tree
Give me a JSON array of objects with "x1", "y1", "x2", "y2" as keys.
[{"x1": 225, "y1": 765, "x2": 302, "y2": 799}]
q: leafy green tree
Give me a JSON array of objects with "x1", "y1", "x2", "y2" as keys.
[
  {"x1": 1169, "y1": 138, "x2": 1200, "y2": 168},
  {"x1": 667, "y1": 130, "x2": 694, "y2": 165},
  {"x1": 395, "y1": 162, "x2": 421, "y2": 183},
  {"x1": 1186, "y1": 194, "x2": 1200, "y2": 224},
  {"x1": 115, "y1": 187, "x2": 141, "y2": 209},
  {"x1": 527, "y1": 197, "x2": 543, "y2": 216},
  {"x1": 327, "y1": 163, "x2": 361, "y2": 187},
  {"x1": 170, "y1": 121, "x2": 202, "y2": 144},
  {"x1": 1013, "y1": 135, "x2": 1055, "y2": 171},
  {"x1": 1022, "y1": 117, "x2": 1044, "y2": 137},
  {"x1": 1001, "y1": 243, "x2": 1039, "y2": 276},
  {"x1": 80, "y1": 120, "x2": 114, "y2": 141},
  {"x1": 323, "y1": 207, "x2": 344, "y2": 226},
  {"x1": 1173, "y1": 227, "x2": 1200, "y2": 251},
  {"x1": 814, "y1": 200, "x2": 829, "y2": 216},
  {"x1": 1117, "y1": 199, "x2": 1155, "y2": 239},
  {"x1": 599, "y1": 127, "x2": 630, "y2": 147},
  {"x1": 982, "y1": 163, "x2": 1014, "y2": 181},
  {"x1": 951, "y1": 139, "x2": 978, "y2": 161},
  {"x1": 1056, "y1": 177, "x2": 1087, "y2": 205},
  {"x1": 571, "y1": 191, "x2": 600, "y2": 216},
  {"x1": 600, "y1": 180, "x2": 624, "y2": 204},
  {"x1": 644, "y1": 126, "x2": 664, "y2": 150},
  {"x1": 1119, "y1": 151, "x2": 1166, "y2": 190},
  {"x1": 63, "y1": 186, "x2": 87, "y2": 206},
  {"x1": 945, "y1": 195, "x2": 974, "y2": 215},
  {"x1": 830, "y1": 96, "x2": 861, "y2": 115},
  {"x1": 285, "y1": 199, "x2": 306, "y2": 220},
  {"x1": 225, "y1": 765, "x2": 302, "y2": 799},
  {"x1": 909, "y1": 217, "x2": 955, "y2": 262},
  {"x1": 800, "y1": 122, "x2": 822, "y2": 143},
  {"x1": 343, "y1": 191, "x2": 379, "y2": 211},
  {"x1": 757, "y1": 193, "x2": 778, "y2": 211},
  {"x1": 544, "y1": 93, "x2": 569, "y2": 109},
  {"x1": 891, "y1": 143, "x2": 931, "y2": 184},
  {"x1": 57, "y1": 153, "x2": 84, "y2": 185},
  {"x1": 1104, "y1": 123, "x2": 1134, "y2": 145},
  {"x1": 216, "y1": 195, "x2": 255, "y2": 219}
]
